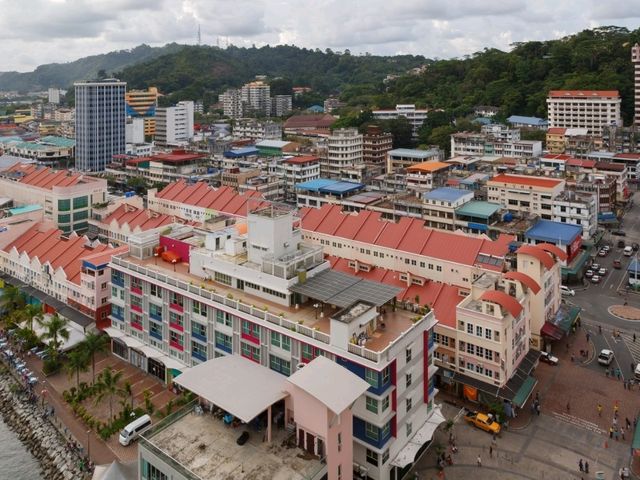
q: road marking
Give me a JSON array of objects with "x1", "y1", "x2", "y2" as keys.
[
  {"x1": 619, "y1": 332, "x2": 640, "y2": 364},
  {"x1": 602, "y1": 331, "x2": 626, "y2": 381},
  {"x1": 551, "y1": 411, "x2": 605, "y2": 435}
]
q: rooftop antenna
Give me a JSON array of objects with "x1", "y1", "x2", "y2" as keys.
[{"x1": 197, "y1": 24, "x2": 202, "y2": 46}]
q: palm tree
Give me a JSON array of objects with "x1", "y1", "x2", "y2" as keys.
[
  {"x1": 119, "y1": 381, "x2": 134, "y2": 410},
  {"x1": 95, "y1": 368, "x2": 123, "y2": 421},
  {"x1": 40, "y1": 314, "x2": 70, "y2": 356},
  {"x1": 80, "y1": 332, "x2": 109, "y2": 383},
  {"x1": 22, "y1": 303, "x2": 43, "y2": 332},
  {"x1": 0, "y1": 284, "x2": 26, "y2": 313},
  {"x1": 65, "y1": 348, "x2": 90, "y2": 387}
]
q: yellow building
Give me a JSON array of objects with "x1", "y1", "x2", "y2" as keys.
[{"x1": 125, "y1": 87, "x2": 159, "y2": 136}]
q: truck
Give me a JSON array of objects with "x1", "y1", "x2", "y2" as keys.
[{"x1": 463, "y1": 408, "x2": 501, "y2": 434}]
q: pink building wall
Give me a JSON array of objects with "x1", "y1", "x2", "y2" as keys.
[
  {"x1": 159, "y1": 235, "x2": 192, "y2": 262},
  {"x1": 285, "y1": 383, "x2": 355, "y2": 480}
]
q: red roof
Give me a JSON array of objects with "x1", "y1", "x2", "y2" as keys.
[
  {"x1": 300, "y1": 205, "x2": 510, "y2": 270},
  {"x1": 3, "y1": 164, "x2": 92, "y2": 190},
  {"x1": 503, "y1": 271, "x2": 541, "y2": 294},
  {"x1": 536, "y1": 243, "x2": 568, "y2": 261},
  {"x1": 4, "y1": 224, "x2": 123, "y2": 285},
  {"x1": 614, "y1": 153, "x2": 640, "y2": 160},
  {"x1": 101, "y1": 204, "x2": 177, "y2": 231},
  {"x1": 547, "y1": 128, "x2": 567, "y2": 135},
  {"x1": 326, "y1": 256, "x2": 462, "y2": 328},
  {"x1": 155, "y1": 181, "x2": 267, "y2": 217},
  {"x1": 548, "y1": 90, "x2": 619, "y2": 98},
  {"x1": 542, "y1": 154, "x2": 571, "y2": 161},
  {"x1": 489, "y1": 174, "x2": 563, "y2": 188},
  {"x1": 148, "y1": 150, "x2": 206, "y2": 164},
  {"x1": 479, "y1": 290, "x2": 523, "y2": 318},
  {"x1": 283, "y1": 114, "x2": 336, "y2": 129},
  {"x1": 516, "y1": 245, "x2": 554, "y2": 269},
  {"x1": 283, "y1": 156, "x2": 320, "y2": 165},
  {"x1": 566, "y1": 158, "x2": 596, "y2": 168}
]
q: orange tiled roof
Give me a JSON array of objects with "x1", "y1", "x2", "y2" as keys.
[
  {"x1": 4, "y1": 164, "x2": 88, "y2": 189},
  {"x1": 546, "y1": 127, "x2": 567, "y2": 135},
  {"x1": 407, "y1": 161, "x2": 451, "y2": 173},
  {"x1": 479, "y1": 290, "x2": 523, "y2": 318},
  {"x1": 488, "y1": 174, "x2": 563, "y2": 188},
  {"x1": 101, "y1": 204, "x2": 175, "y2": 231}
]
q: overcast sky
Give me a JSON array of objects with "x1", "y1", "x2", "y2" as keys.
[{"x1": 2, "y1": 0, "x2": 640, "y2": 72}]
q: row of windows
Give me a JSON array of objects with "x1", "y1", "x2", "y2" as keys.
[{"x1": 461, "y1": 322, "x2": 500, "y2": 342}]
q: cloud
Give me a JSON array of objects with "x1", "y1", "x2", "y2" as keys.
[{"x1": 0, "y1": 0, "x2": 639, "y2": 72}]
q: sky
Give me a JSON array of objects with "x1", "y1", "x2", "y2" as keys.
[{"x1": 1, "y1": 0, "x2": 640, "y2": 72}]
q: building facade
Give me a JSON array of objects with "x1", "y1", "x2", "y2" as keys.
[
  {"x1": 219, "y1": 89, "x2": 244, "y2": 119},
  {"x1": 546, "y1": 90, "x2": 622, "y2": 136},
  {"x1": 155, "y1": 101, "x2": 194, "y2": 147},
  {"x1": 74, "y1": 79, "x2": 126, "y2": 172},
  {"x1": 372, "y1": 105, "x2": 428, "y2": 138},
  {"x1": 322, "y1": 128, "x2": 363, "y2": 178},
  {"x1": 632, "y1": 44, "x2": 640, "y2": 125},
  {"x1": 363, "y1": 126, "x2": 393, "y2": 166},
  {"x1": 233, "y1": 119, "x2": 282, "y2": 142},
  {"x1": 271, "y1": 95, "x2": 293, "y2": 117},
  {"x1": 125, "y1": 87, "x2": 159, "y2": 137},
  {"x1": 241, "y1": 81, "x2": 271, "y2": 117},
  {"x1": 487, "y1": 174, "x2": 565, "y2": 219}
]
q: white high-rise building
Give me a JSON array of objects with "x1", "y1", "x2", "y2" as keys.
[
  {"x1": 546, "y1": 90, "x2": 622, "y2": 135},
  {"x1": 632, "y1": 44, "x2": 640, "y2": 125},
  {"x1": 48, "y1": 87, "x2": 64, "y2": 104},
  {"x1": 322, "y1": 128, "x2": 363, "y2": 178},
  {"x1": 219, "y1": 89, "x2": 243, "y2": 119},
  {"x1": 372, "y1": 104, "x2": 428, "y2": 138},
  {"x1": 271, "y1": 95, "x2": 292, "y2": 117},
  {"x1": 241, "y1": 80, "x2": 271, "y2": 116},
  {"x1": 75, "y1": 79, "x2": 126, "y2": 172},
  {"x1": 155, "y1": 101, "x2": 194, "y2": 146}
]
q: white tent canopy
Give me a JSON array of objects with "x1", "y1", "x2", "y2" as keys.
[
  {"x1": 103, "y1": 327, "x2": 124, "y2": 339},
  {"x1": 174, "y1": 355, "x2": 289, "y2": 423},
  {"x1": 391, "y1": 405, "x2": 446, "y2": 468},
  {"x1": 20, "y1": 316, "x2": 86, "y2": 352},
  {"x1": 286, "y1": 356, "x2": 370, "y2": 415}
]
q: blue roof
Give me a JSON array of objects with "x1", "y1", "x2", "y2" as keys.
[
  {"x1": 307, "y1": 105, "x2": 324, "y2": 113},
  {"x1": 295, "y1": 179, "x2": 364, "y2": 195},
  {"x1": 223, "y1": 147, "x2": 258, "y2": 158},
  {"x1": 423, "y1": 187, "x2": 471, "y2": 203},
  {"x1": 388, "y1": 148, "x2": 440, "y2": 159},
  {"x1": 525, "y1": 219, "x2": 582, "y2": 244},
  {"x1": 472, "y1": 117, "x2": 493, "y2": 125},
  {"x1": 507, "y1": 115, "x2": 548, "y2": 126}
]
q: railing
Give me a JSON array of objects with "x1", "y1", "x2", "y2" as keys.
[{"x1": 112, "y1": 256, "x2": 429, "y2": 363}]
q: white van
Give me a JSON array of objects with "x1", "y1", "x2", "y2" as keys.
[
  {"x1": 624, "y1": 246, "x2": 633, "y2": 256},
  {"x1": 119, "y1": 414, "x2": 152, "y2": 446},
  {"x1": 635, "y1": 363, "x2": 640, "y2": 381}
]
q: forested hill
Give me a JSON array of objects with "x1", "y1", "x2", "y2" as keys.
[
  {"x1": 377, "y1": 26, "x2": 640, "y2": 124},
  {"x1": 117, "y1": 44, "x2": 426, "y2": 106},
  {"x1": 0, "y1": 44, "x2": 186, "y2": 92}
]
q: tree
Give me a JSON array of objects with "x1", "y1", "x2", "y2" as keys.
[
  {"x1": 119, "y1": 380, "x2": 134, "y2": 410},
  {"x1": 23, "y1": 303, "x2": 44, "y2": 332},
  {"x1": 40, "y1": 314, "x2": 70, "y2": 355},
  {"x1": 81, "y1": 332, "x2": 110, "y2": 383},
  {"x1": 0, "y1": 284, "x2": 26, "y2": 313},
  {"x1": 95, "y1": 368, "x2": 123, "y2": 421},
  {"x1": 65, "y1": 348, "x2": 90, "y2": 388},
  {"x1": 383, "y1": 117, "x2": 414, "y2": 148}
]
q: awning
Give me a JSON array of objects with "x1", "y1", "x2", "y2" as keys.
[
  {"x1": 174, "y1": 355, "x2": 289, "y2": 423},
  {"x1": 103, "y1": 327, "x2": 124, "y2": 339},
  {"x1": 511, "y1": 376, "x2": 537, "y2": 408},
  {"x1": 391, "y1": 405, "x2": 446, "y2": 467},
  {"x1": 136, "y1": 345, "x2": 164, "y2": 359},
  {"x1": 541, "y1": 321, "x2": 564, "y2": 340},
  {"x1": 22, "y1": 316, "x2": 87, "y2": 352},
  {"x1": 452, "y1": 370, "x2": 499, "y2": 397},
  {"x1": 119, "y1": 335, "x2": 145, "y2": 349},
  {"x1": 157, "y1": 354, "x2": 189, "y2": 371}
]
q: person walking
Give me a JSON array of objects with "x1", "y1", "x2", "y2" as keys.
[
  {"x1": 567, "y1": 401, "x2": 571, "y2": 413},
  {"x1": 586, "y1": 332, "x2": 590, "y2": 342},
  {"x1": 610, "y1": 426, "x2": 614, "y2": 439},
  {"x1": 536, "y1": 403, "x2": 541, "y2": 416},
  {"x1": 597, "y1": 404, "x2": 602, "y2": 417},
  {"x1": 634, "y1": 333, "x2": 637, "y2": 342},
  {"x1": 626, "y1": 417, "x2": 631, "y2": 429},
  {"x1": 584, "y1": 461, "x2": 589, "y2": 474},
  {"x1": 477, "y1": 455, "x2": 482, "y2": 467},
  {"x1": 579, "y1": 459, "x2": 584, "y2": 472},
  {"x1": 489, "y1": 445, "x2": 493, "y2": 458},
  {"x1": 621, "y1": 427, "x2": 625, "y2": 441}
]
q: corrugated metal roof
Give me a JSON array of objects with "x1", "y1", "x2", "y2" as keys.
[
  {"x1": 455, "y1": 201, "x2": 501, "y2": 219},
  {"x1": 525, "y1": 219, "x2": 581, "y2": 243},
  {"x1": 423, "y1": 187, "x2": 470, "y2": 203}
]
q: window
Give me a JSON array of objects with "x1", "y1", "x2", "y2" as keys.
[
  {"x1": 58, "y1": 199, "x2": 70, "y2": 211},
  {"x1": 191, "y1": 341, "x2": 207, "y2": 361},
  {"x1": 381, "y1": 421, "x2": 391, "y2": 439},
  {"x1": 382, "y1": 395, "x2": 390, "y2": 412},
  {"x1": 215, "y1": 332, "x2": 232, "y2": 353},
  {"x1": 338, "y1": 433, "x2": 342, "y2": 452},
  {"x1": 169, "y1": 311, "x2": 183, "y2": 328},
  {"x1": 149, "y1": 303, "x2": 162, "y2": 321},
  {"x1": 406, "y1": 373, "x2": 412, "y2": 388},
  {"x1": 192, "y1": 301, "x2": 207, "y2": 316},
  {"x1": 406, "y1": 347, "x2": 412, "y2": 363},
  {"x1": 365, "y1": 396, "x2": 378, "y2": 414},
  {"x1": 485, "y1": 329, "x2": 492, "y2": 340},
  {"x1": 406, "y1": 422, "x2": 412, "y2": 437},
  {"x1": 169, "y1": 331, "x2": 183, "y2": 347},
  {"x1": 436, "y1": 265, "x2": 442, "y2": 272},
  {"x1": 406, "y1": 397, "x2": 412, "y2": 413},
  {"x1": 58, "y1": 214, "x2": 70, "y2": 223},
  {"x1": 476, "y1": 325, "x2": 483, "y2": 337},
  {"x1": 262, "y1": 286, "x2": 287, "y2": 299},
  {"x1": 241, "y1": 342, "x2": 260, "y2": 362},
  {"x1": 130, "y1": 295, "x2": 142, "y2": 311},
  {"x1": 241, "y1": 320, "x2": 260, "y2": 339},
  {"x1": 214, "y1": 271, "x2": 232, "y2": 286},
  {"x1": 216, "y1": 310, "x2": 232, "y2": 327},
  {"x1": 366, "y1": 449, "x2": 379, "y2": 466},
  {"x1": 150, "y1": 284, "x2": 161, "y2": 298},
  {"x1": 141, "y1": 459, "x2": 168, "y2": 480},
  {"x1": 382, "y1": 366, "x2": 390, "y2": 385},
  {"x1": 169, "y1": 291, "x2": 183, "y2": 307},
  {"x1": 73, "y1": 210, "x2": 88, "y2": 221},
  {"x1": 192, "y1": 322, "x2": 206, "y2": 340},
  {"x1": 365, "y1": 422, "x2": 379, "y2": 441},
  {"x1": 495, "y1": 330, "x2": 500, "y2": 342},
  {"x1": 149, "y1": 322, "x2": 162, "y2": 340},
  {"x1": 269, "y1": 355, "x2": 291, "y2": 376},
  {"x1": 270, "y1": 331, "x2": 291, "y2": 351},
  {"x1": 467, "y1": 323, "x2": 474, "y2": 334},
  {"x1": 365, "y1": 368, "x2": 378, "y2": 388},
  {"x1": 382, "y1": 449, "x2": 390, "y2": 465},
  {"x1": 72, "y1": 196, "x2": 88, "y2": 209}
]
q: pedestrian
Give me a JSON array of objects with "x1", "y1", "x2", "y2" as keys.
[
  {"x1": 567, "y1": 401, "x2": 571, "y2": 413},
  {"x1": 626, "y1": 417, "x2": 631, "y2": 429},
  {"x1": 536, "y1": 403, "x2": 541, "y2": 416},
  {"x1": 579, "y1": 459, "x2": 584, "y2": 472},
  {"x1": 621, "y1": 427, "x2": 625, "y2": 440},
  {"x1": 477, "y1": 455, "x2": 482, "y2": 467},
  {"x1": 489, "y1": 445, "x2": 493, "y2": 458},
  {"x1": 584, "y1": 461, "x2": 589, "y2": 474},
  {"x1": 613, "y1": 417, "x2": 618, "y2": 427},
  {"x1": 597, "y1": 404, "x2": 602, "y2": 417},
  {"x1": 571, "y1": 353, "x2": 575, "y2": 362},
  {"x1": 614, "y1": 404, "x2": 619, "y2": 415},
  {"x1": 624, "y1": 380, "x2": 627, "y2": 390},
  {"x1": 599, "y1": 325, "x2": 602, "y2": 334},
  {"x1": 632, "y1": 363, "x2": 636, "y2": 374},
  {"x1": 615, "y1": 428, "x2": 620, "y2": 441},
  {"x1": 586, "y1": 332, "x2": 590, "y2": 342},
  {"x1": 634, "y1": 333, "x2": 637, "y2": 342},
  {"x1": 610, "y1": 427, "x2": 614, "y2": 438}
]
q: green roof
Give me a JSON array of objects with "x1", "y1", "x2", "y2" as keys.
[
  {"x1": 512, "y1": 375, "x2": 537, "y2": 408},
  {"x1": 39, "y1": 136, "x2": 75, "y2": 148},
  {"x1": 455, "y1": 201, "x2": 501, "y2": 219}
]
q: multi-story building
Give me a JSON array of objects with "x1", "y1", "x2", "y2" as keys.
[
  {"x1": 387, "y1": 148, "x2": 444, "y2": 174},
  {"x1": 601, "y1": 126, "x2": 638, "y2": 154},
  {"x1": 506, "y1": 116, "x2": 548, "y2": 130},
  {"x1": 241, "y1": 81, "x2": 271, "y2": 117},
  {"x1": 271, "y1": 95, "x2": 293, "y2": 117},
  {"x1": 237, "y1": 175, "x2": 285, "y2": 201},
  {"x1": 323, "y1": 96, "x2": 345, "y2": 113},
  {"x1": 551, "y1": 191, "x2": 597, "y2": 239},
  {"x1": 125, "y1": 87, "x2": 159, "y2": 137},
  {"x1": 232, "y1": 119, "x2": 282, "y2": 142},
  {"x1": 572, "y1": 175, "x2": 617, "y2": 213},
  {"x1": 155, "y1": 101, "x2": 194, "y2": 147},
  {"x1": 74, "y1": 79, "x2": 126, "y2": 172},
  {"x1": 322, "y1": 128, "x2": 363, "y2": 178},
  {"x1": 480, "y1": 124, "x2": 521, "y2": 142},
  {"x1": 405, "y1": 162, "x2": 452, "y2": 193},
  {"x1": 584, "y1": 151, "x2": 640, "y2": 181},
  {"x1": 363, "y1": 126, "x2": 393, "y2": 166},
  {"x1": 0, "y1": 163, "x2": 107, "y2": 233},
  {"x1": 278, "y1": 156, "x2": 321, "y2": 200},
  {"x1": 546, "y1": 90, "x2": 622, "y2": 135},
  {"x1": 48, "y1": 88, "x2": 64, "y2": 104},
  {"x1": 372, "y1": 105, "x2": 428, "y2": 138},
  {"x1": 219, "y1": 89, "x2": 243, "y2": 119},
  {"x1": 107, "y1": 203, "x2": 440, "y2": 480},
  {"x1": 487, "y1": 174, "x2": 565, "y2": 219},
  {"x1": 53, "y1": 108, "x2": 74, "y2": 123},
  {"x1": 450, "y1": 132, "x2": 542, "y2": 158},
  {"x1": 0, "y1": 221, "x2": 127, "y2": 330},
  {"x1": 632, "y1": 44, "x2": 640, "y2": 124},
  {"x1": 546, "y1": 128, "x2": 591, "y2": 154},
  {"x1": 8, "y1": 136, "x2": 75, "y2": 165}
]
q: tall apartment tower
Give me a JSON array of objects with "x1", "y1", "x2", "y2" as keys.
[
  {"x1": 633, "y1": 44, "x2": 640, "y2": 125},
  {"x1": 125, "y1": 87, "x2": 159, "y2": 137},
  {"x1": 322, "y1": 128, "x2": 363, "y2": 178},
  {"x1": 219, "y1": 89, "x2": 243, "y2": 119},
  {"x1": 75, "y1": 79, "x2": 126, "y2": 172},
  {"x1": 546, "y1": 90, "x2": 622, "y2": 136},
  {"x1": 155, "y1": 101, "x2": 194, "y2": 146},
  {"x1": 241, "y1": 80, "x2": 271, "y2": 116}
]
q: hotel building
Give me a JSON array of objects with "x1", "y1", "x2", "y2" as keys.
[{"x1": 546, "y1": 90, "x2": 622, "y2": 136}]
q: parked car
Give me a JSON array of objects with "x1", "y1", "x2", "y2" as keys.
[
  {"x1": 540, "y1": 351, "x2": 559, "y2": 366},
  {"x1": 624, "y1": 246, "x2": 633, "y2": 256},
  {"x1": 613, "y1": 259, "x2": 622, "y2": 269},
  {"x1": 612, "y1": 230, "x2": 626, "y2": 237},
  {"x1": 598, "y1": 267, "x2": 607, "y2": 276},
  {"x1": 463, "y1": 409, "x2": 501, "y2": 434},
  {"x1": 597, "y1": 349, "x2": 614, "y2": 366},
  {"x1": 585, "y1": 270, "x2": 594, "y2": 278},
  {"x1": 602, "y1": 245, "x2": 611, "y2": 252},
  {"x1": 618, "y1": 240, "x2": 626, "y2": 248},
  {"x1": 598, "y1": 249, "x2": 607, "y2": 257},
  {"x1": 560, "y1": 286, "x2": 575, "y2": 296},
  {"x1": 591, "y1": 275, "x2": 601, "y2": 284},
  {"x1": 591, "y1": 263, "x2": 600, "y2": 271},
  {"x1": 633, "y1": 243, "x2": 640, "y2": 251}
]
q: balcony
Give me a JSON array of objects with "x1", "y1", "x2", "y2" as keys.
[
  {"x1": 131, "y1": 286, "x2": 143, "y2": 295},
  {"x1": 131, "y1": 322, "x2": 143, "y2": 331},
  {"x1": 150, "y1": 311, "x2": 162, "y2": 322},
  {"x1": 191, "y1": 349, "x2": 207, "y2": 362},
  {"x1": 169, "y1": 322, "x2": 184, "y2": 333},
  {"x1": 111, "y1": 277, "x2": 124, "y2": 288},
  {"x1": 191, "y1": 331, "x2": 207, "y2": 343},
  {"x1": 169, "y1": 302, "x2": 184, "y2": 313},
  {"x1": 131, "y1": 304, "x2": 142, "y2": 313},
  {"x1": 170, "y1": 340, "x2": 184, "y2": 351},
  {"x1": 149, "y1": 329, "x2": 163, "y2": 341}
]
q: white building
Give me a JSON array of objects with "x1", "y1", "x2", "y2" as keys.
[
  {"x1": 233, "y1": 119, "x2": 282, "y2": 142},
  {"x1": 155, "y1": 101, "x2": 194, "y2": 147},
  {"x1": 633, "y1": 44, "x2": 640, "y2": 124},
  {"x1": 546, "y1": 90, "x2": 622, "y2": 136},
  {"x1": 486, "y1": 173, "x2": 565, "y2": 219},
  {"x1": 277, "y1": 156, "x2": 321, "y2": 197},
  {"x1": 322, "y1": 128, "x2": 363, "y2": 178},
  {"x1": 551, "y1": 191, "x2": 597, "y2": 240},
  {"x1": 372, "y1": 104, "x2": 428, "y2": 138},
  {"x1": 271, "y1": 95, "x2": 293, "y2": 117},
  {"x1": 480, "y1": 124, "x2": 521, "y2": 142},
  {"x1": 450, "y1": 132, "x2": 542, "y2": 158},
  {"x1": 125, "y1": 117, "x2": 145, "y2": 144},
  {"x1": 241, "y1": 81, "x2": 271, "y2": 117},
  {"x1": 48, "y1": 88, "x2": 65, "y2": 104},
  {"x1": 219, "y1": 89, "x2": 243, "y2": 119}
]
